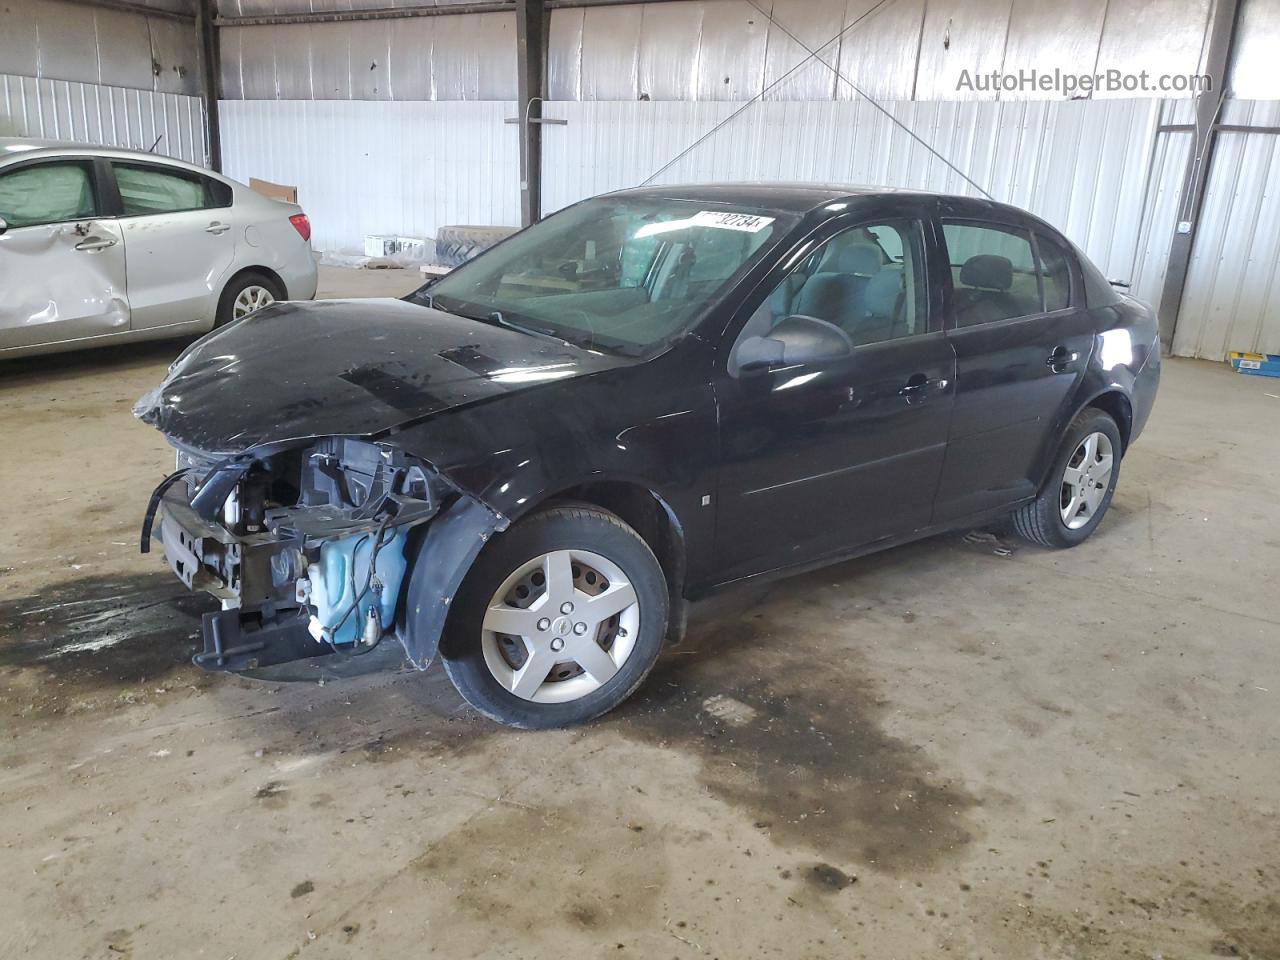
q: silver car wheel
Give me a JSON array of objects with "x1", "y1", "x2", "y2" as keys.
[
  {"x1": 232, "y1": 284, "x2": 275, "y2": 319},
  {"x1": 1060, "y1": 431, "x2": 1114, "y2": 530},
  {"x1": 480, "y1": 549, "x2": 640, "y2": 704}
]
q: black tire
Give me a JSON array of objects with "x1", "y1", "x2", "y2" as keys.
[
  {"x1": 1011, "y1": 408, "x2": 1123, "y2": 548},
  {"x1": 434, "y1": 224, "x2": 518, "y2": 268},
  {"x1": 440, "y1": 504, "x2": 668, "y2": 729},
  {"x1": 215, "y1": 271, "x2": 283, "y2": 327}
]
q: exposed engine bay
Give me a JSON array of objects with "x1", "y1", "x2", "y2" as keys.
[{"x1": 143, "y1": 438, "x2": 503, "y2": 674}]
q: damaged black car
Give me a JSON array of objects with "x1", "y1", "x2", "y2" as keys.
[{"x1": 137, "y1": 183, "x2": 1160, "y2": 728}]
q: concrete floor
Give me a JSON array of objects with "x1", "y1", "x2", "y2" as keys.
[{"x1": 2, "y1": 266, "x2": 1278, "y2": 959}]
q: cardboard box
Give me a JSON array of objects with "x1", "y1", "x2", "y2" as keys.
[
  {"x1": 1228, "y1": 351, "x2": 1280, "y2": 378},
  {"x1": 249, "y1": 178, "x2": 298, "y2": 204}
]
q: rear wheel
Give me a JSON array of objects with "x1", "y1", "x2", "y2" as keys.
[
  {"x1": 216, "y1": 271, "x2": 282, "y2": 327},
  {"x1": 1010, "y1": 408, "x2": 1122, "y2": 548},
  {"x1": 441, "y1": 504, "x2": 668, "y2": 728}
]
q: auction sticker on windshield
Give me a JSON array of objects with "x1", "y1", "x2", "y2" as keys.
[{"x1": 691, "y1": 211, "x2": 775, "y2": 233}]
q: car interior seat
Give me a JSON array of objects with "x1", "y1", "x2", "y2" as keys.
[
  {"x1": 849, "y1": 268, "x2": 908, "y2": 344},
  {"x1": 952, "y1": 254, "x2": 1030, "y2": 327},
  {"x1": 790, "y1": 243, "x2": 883, "y2": 328}
]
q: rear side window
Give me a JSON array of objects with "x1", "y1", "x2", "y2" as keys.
[
  {"x1": 942, "y1": 222, "x2": 1041, "y2": 327},
  {"x1": 1035, "y1": 232, "x2": 1073, "y2": 311},
  {"x1": 0, "y1": 161, "x2": 96, "y2": 227},
  {"x1": 112, "y1": 162, "x2": 216, "y2": 216}
]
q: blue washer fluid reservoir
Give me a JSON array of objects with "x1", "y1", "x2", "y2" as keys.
[{"x1": 305, "y1": 529, "x2": 408, "y2": 646}]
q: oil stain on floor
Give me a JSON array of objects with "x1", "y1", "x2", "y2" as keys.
[
  {"x1": 412, "y1": 805, "x2": 668, "y2": 937},
  {"x1": 615, "y1": 614, "x2": 978, "y2": 876},
  {"x1": 0, "y1": 573, "x2": 213, "y2": 716}
]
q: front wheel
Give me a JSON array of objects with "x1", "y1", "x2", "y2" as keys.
[
  {"x1": 1010, "y1": 408, "x2": 1123, "y2": 548},
  {"x1": 441, "y1": 504, "x2": 668, "y2": 729}
]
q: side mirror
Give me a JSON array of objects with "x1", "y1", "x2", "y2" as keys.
[
  {"x1": 736, "y1": 334, "x2": 786, "y2": 371},
  {"x1": 0, "y1": 216, "x2": 8, "y2": 236},
  {"x1": 737, "y1": 314, "x2": 852, "y2": 374}
]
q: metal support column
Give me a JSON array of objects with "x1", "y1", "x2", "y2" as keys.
[
  {"x1": 1157, "y1": 0, "x2": 1243, "y2": 350},
  {"x1": 195, "y1": 0, "x2": 222, "y2": 172},
  {"x1": 515, "y1": 0, "x2": 548, "y2": 227}
]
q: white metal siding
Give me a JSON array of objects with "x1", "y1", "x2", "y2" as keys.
[
  {"x1": 541, "y1": 97, "x2": 1168, "y2": 295},
  {"x1": 540, "y1": 0, "x2": 1232, "y2": 102},
  {"x1": 218, "y1": 99, "x2": 520, "y2": 252},
  {"x1": 214, "y1": 0, "x2": 1256, "y2": 104},
  {"x1": 0, "y1": 73, "x2": 208, "y2": 166},
  {"x1": 1173, "y1": 99, "x2": 1280, "y2": 360},
  {"x1": 0, "y1": 0, "x2": 200, "y2": 96},
  {"x1": 218, "y1": 14, "x2": 518, "y2": 100},
  {"x1": 1128, "y1": 125, "x2": 1194, "y2": 313}
]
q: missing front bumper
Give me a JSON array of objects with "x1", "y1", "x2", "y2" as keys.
[
  {"x1": 143, "y1": 465, "x2": 505, "y2": 676},
  {"x1": 196, "y1": 608, "x2": 330, "y2": 672},
  {"x1": 152, "y1": 484, "x2": 304, "y2": 610},
  {"x1": 149, "y1": 487, "x2": 326, "y2": 671}
]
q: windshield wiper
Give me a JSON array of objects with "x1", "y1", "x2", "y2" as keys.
[{"x1": 488, "y1": 311, "x2": 575, "y2": 347}]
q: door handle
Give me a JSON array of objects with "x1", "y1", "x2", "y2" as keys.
[
  {"x1": 74, "y1": 237, "x2": 118, "y2": 252},
  {"x1": 1046, "y1": 345, "x2": 1079, "y2": 372},
  {"x1": 205, "y1": 222, "x2": 231, "y2": 235},
  {"x1": 899, "y1": 374, "x2": 949, "y2": 400}
]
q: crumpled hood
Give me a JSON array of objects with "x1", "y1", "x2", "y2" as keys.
[{"x1": 135, "y1": 298, "x2": 627, "y2": 454}]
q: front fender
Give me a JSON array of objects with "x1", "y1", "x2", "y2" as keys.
[{"x1": 396, "y1": 494, "x2": 506, "y2": 670}]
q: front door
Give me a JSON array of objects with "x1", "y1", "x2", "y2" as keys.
[
  {"x1": 932, "y1": 217, "x2": 1096, "y2": 522},
  {"x1": 0, "y1": 157, "x2": 129, "y2": 350},
  {"x1": 713, "y1": 216, "x2": 956, "y2": 583},
  {"x1": 108, "y1": 160, "x2": 236, "y2": 330}
]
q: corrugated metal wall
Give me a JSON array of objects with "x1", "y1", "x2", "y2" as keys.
[
  {"x1": 0, "y1": 73, "x2": 208, "y2": 164},
  {"x1": 218, "y1": 0, "x2": 487, "y2": 11},
  {"x1": 1173, "y1": 99, "x2": 1280, "y2": 360},
  {"x1": 1230, "y1": 0, "x2": 1280, "y2": 99},
  {"x1": 0, "y1": 0, "x2": 206, "y2": 164},
  {"x1": 218, "y1": 14, "x2": 518, "y2": 99},
  {"x1": 544, "y1": 0, "x2": 1228, "y2": 102},
  {"x1": 214, "y1": 0, "x2": 1280, "y2": 103},
  {"x1": 219, "y1": 99, "x2": 519, "y2": 251},
  {"x1": 1128, "y1": 101, "x2": 1196, "y2": 321},
  {"x1": 0, "y1": 0, "x2": 201, "y2": 96},
  {"x1": 541, "y1": 97, "x2": 1181, "y2": 305}
]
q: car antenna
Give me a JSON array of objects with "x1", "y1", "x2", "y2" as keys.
[
  {"x1": 147, "y1": 134, "x2": 164, "y2": 153},
  {"x1": 641, "y1": 0, "x2": 994, "y2": 202}
]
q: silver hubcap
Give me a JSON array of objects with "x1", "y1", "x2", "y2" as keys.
[
  {"x1": 481, "y1": 549, "x2": 640, "y2": 704},
  {"x1": 233, "y1": 284, "x2": 274, "y2": 319},
  {"x1": 1061, "y1": 431, "x2": 1114, "y2": 530}
]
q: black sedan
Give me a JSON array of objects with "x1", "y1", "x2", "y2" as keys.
[{"x1": 137, "y1": 183, "x2": 1161, "y2": 728}]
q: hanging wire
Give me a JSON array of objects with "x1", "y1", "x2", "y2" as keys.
[
  {"x1": 643, "y1": 0, "x2": 995, "y2": 202},
  {"x1": 641, "y1": 0, "x2": 900, "y2": 185}
]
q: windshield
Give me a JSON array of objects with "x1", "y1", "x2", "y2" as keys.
[{"x1": 411, "y1": 197, "x2": 791, "y2": 357}]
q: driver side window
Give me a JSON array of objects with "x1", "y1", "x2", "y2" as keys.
[
  {"x1": 737, "y1": 219, "x2": 928, "y2": 353},
  {"x1": 0, "y1": 161, "x2": 97, "y2": 228}
]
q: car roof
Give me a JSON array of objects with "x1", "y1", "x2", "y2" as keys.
[
  {"x1": 0, "y1": 137, "x2": 84, "y2": 157},
  {"x1": 0, "y1": 137, "x2": 216, "y2": 179},
  {"x1": 603, "y1": 180, "x2": 1038, "y2": 224}
]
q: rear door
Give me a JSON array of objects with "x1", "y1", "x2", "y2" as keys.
[
  {"x1": 106, "y1": 160, "x2": 236, "y2": 330},
  {"x1": 713, "y1": 212, "x2": 956, "y2": 582},
  {"x1": 0, "y1": 157, "x2": 128, "y2": 349},
  {"x1": 933, "y1": 214, "x2": 1095, "y2": 522}
]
